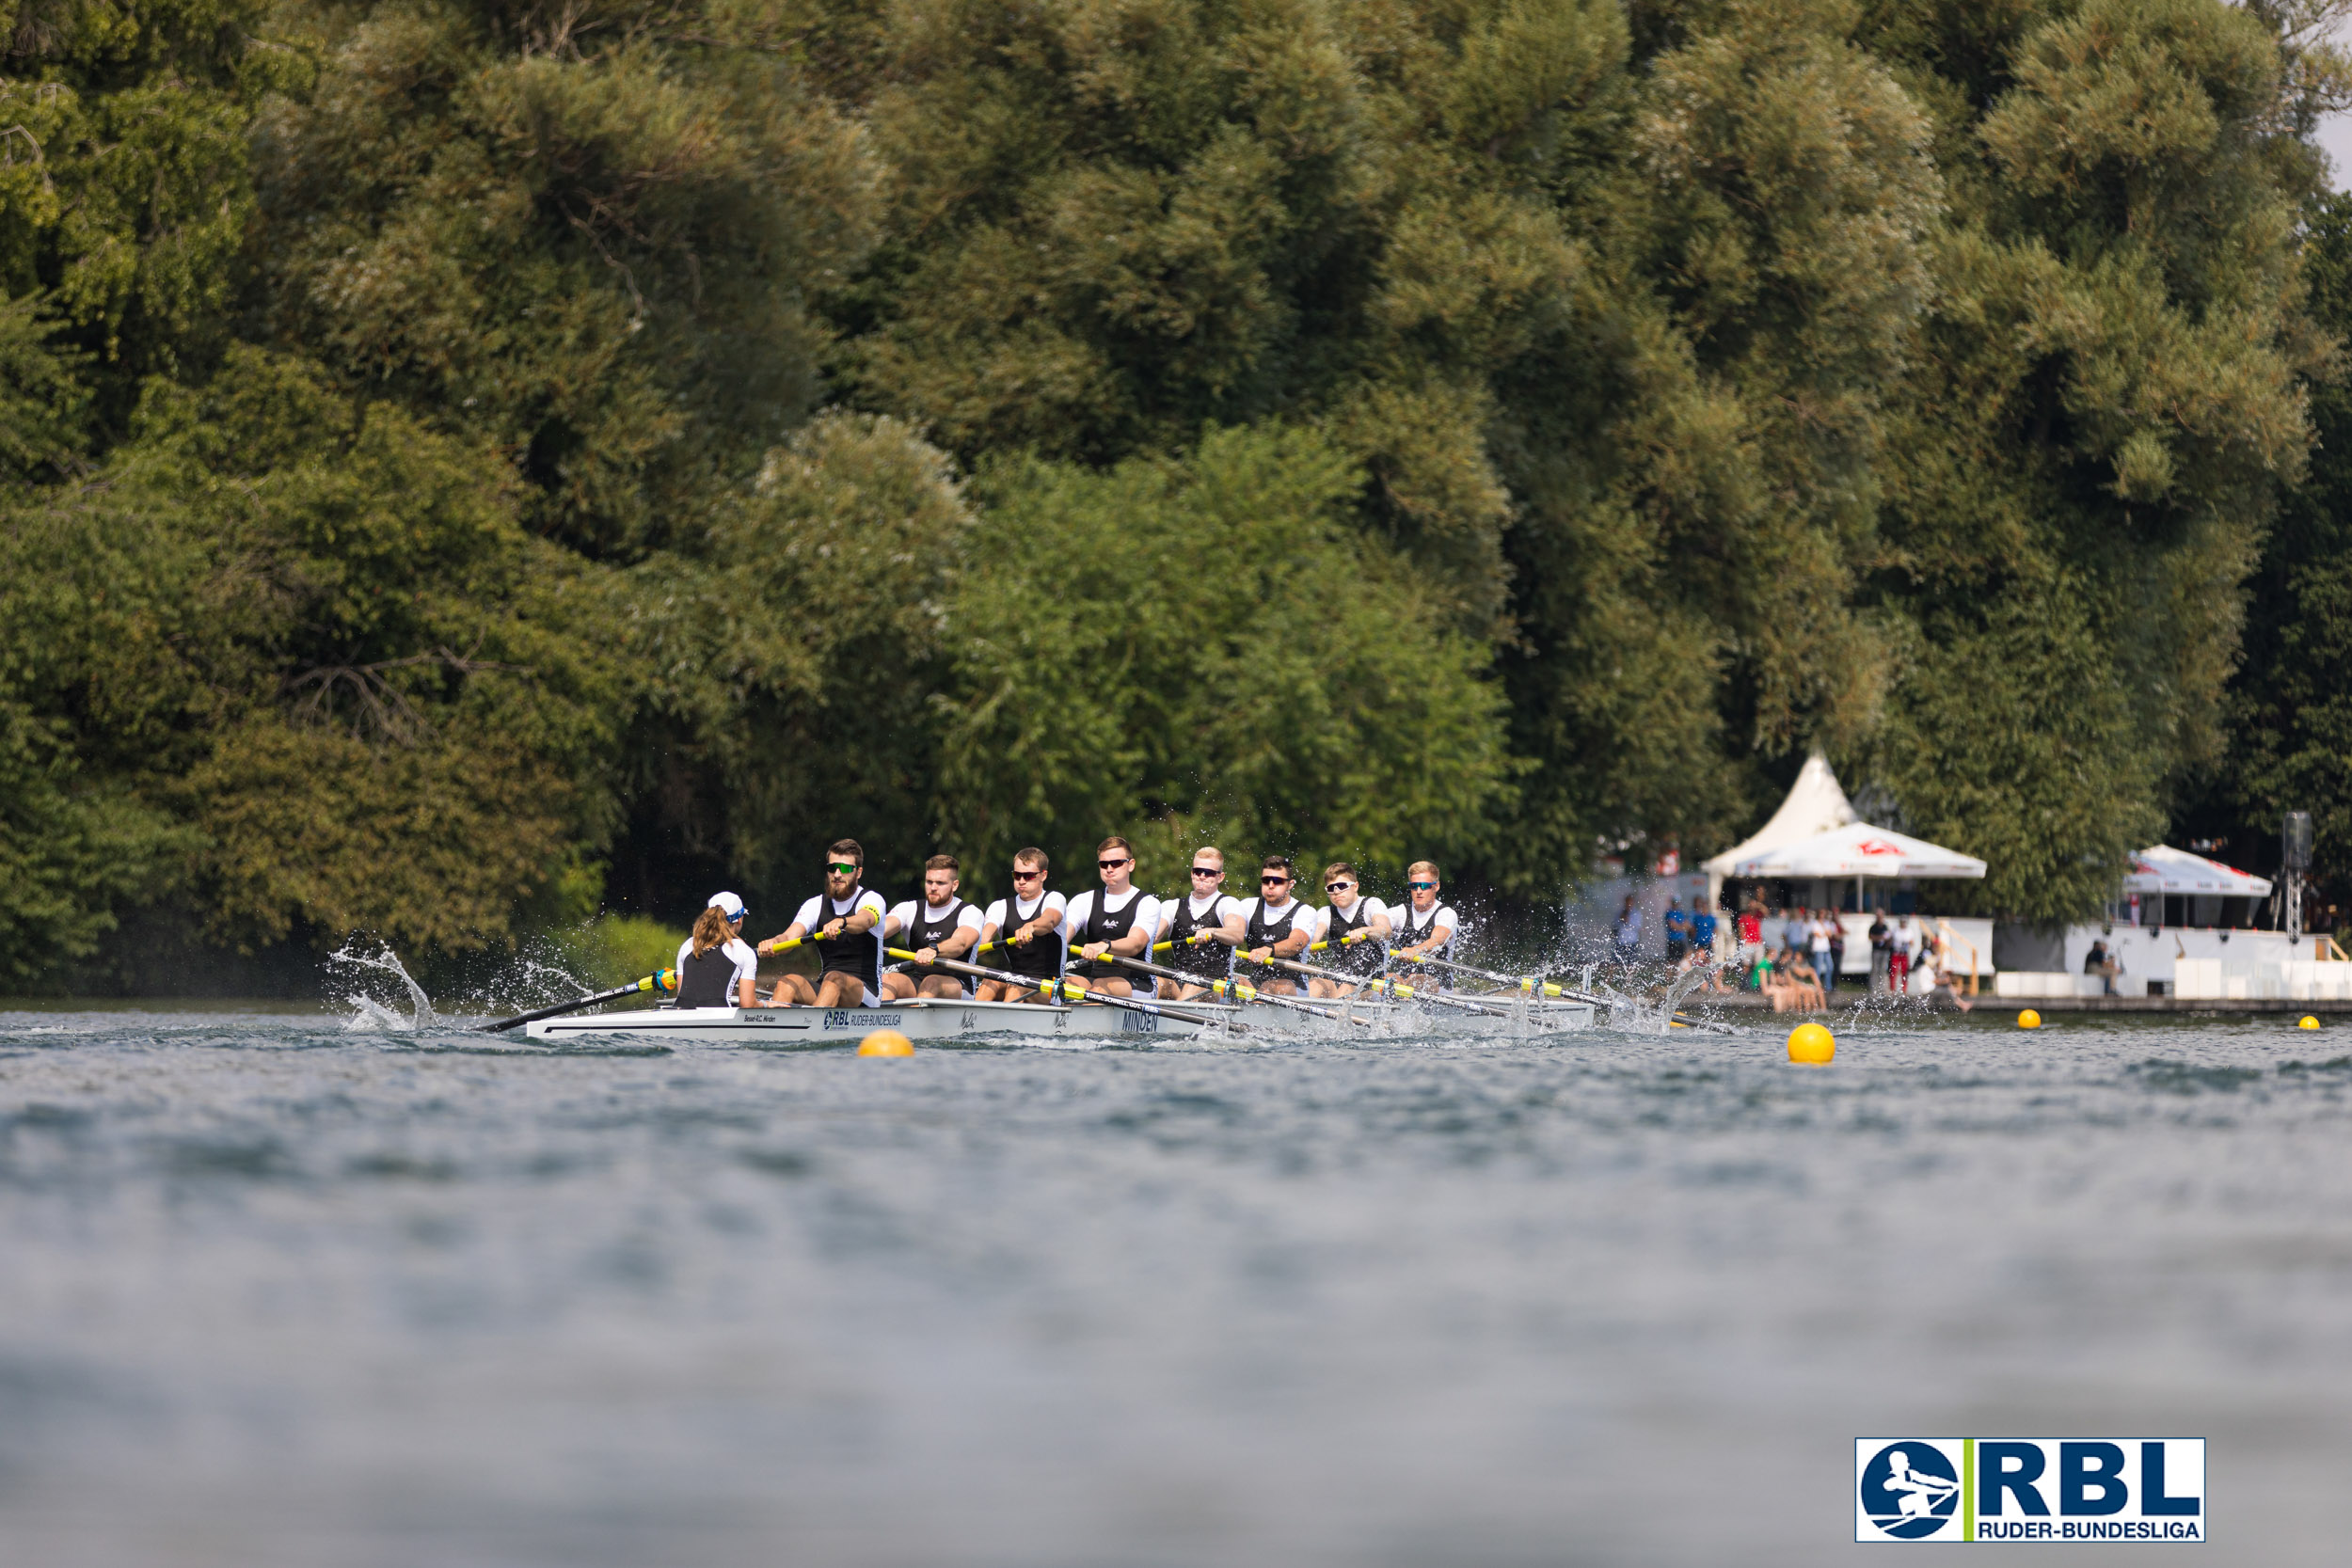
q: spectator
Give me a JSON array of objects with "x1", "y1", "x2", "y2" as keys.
[
  {"x1": 1692, "y1": 902, "x2": 1725, "y2": 990},
  {"x1": 1868, "y1": 911, "x2": 1891, "y2": 992},
  {"x1": 1663, "y1": 898, "x2": 1690, "y2": 964},
  {"x1": 2084, "y1": 940, "x2": 2118, "y2": 996},
  {"x1": 1827, "y1": 911, "x2": 1847, "y2": 992},
  {"x1": 1889, "y1": 912, "x2": 1915, "y2": 994},
  {"x1": 1737, "y1": 900, "x2": 1765, "y2": 982},
  {"x1": 1613, "y1": 895, "x2": 1643, "y2": 958},
  {"x1": 1783, "y1": 906, "x2": 1809, "y2": 958},
  {"x1": 1809, "y1": 910, "x2": 1836, "y2": 995},
  {"x1": 1918, "y1": 945, "x2": 1974, "y2": 1012}
]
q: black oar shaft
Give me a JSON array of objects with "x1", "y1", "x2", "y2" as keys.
[
  {"x1": 481, "y1": 970, "x2": 676, "y2": 1033},
  {"x1": 883, "y1": 949, "x2": 1231, "y2": 1031}
]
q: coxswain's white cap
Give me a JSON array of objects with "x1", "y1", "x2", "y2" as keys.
[{"x1": 708, "y1": 891, "x2": 746, "y2": 920}]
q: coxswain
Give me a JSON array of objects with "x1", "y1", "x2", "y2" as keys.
[
  {"x1": 1307, "y1": 862, "x2": 1390, "y2": 999},
  {"x1": 881, "y1": 854, "x2": 982, "y2": 1000},
  {"x1": 1154, "y1": 847, "x2": 1236, "y2": 1001},
  {"x1": 976, "y1": 847, "x2": 1065, "y2": 1003},
  {"x1": 1063, "y1": 836, "x2": 1160, "y2": 999},
  {"x1": 1226, "y1": 854, "x2": 1313, "y2": 996},
  {"x1": 1389, "y1": 860, "x2": 1460, "y2": 981},
  {"x1": 675, "y1": 892, "x2": 760, "y2": 1008},
  {"x1": 761, "y1": 839, "x2": 888, "y2": 1006}
]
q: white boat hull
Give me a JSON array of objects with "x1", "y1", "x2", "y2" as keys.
[
  {"x1": 520, "y1": 992, "x2": 1595, "y2": 1045},
  {"x1": 525, "y1": 998, "x2": 1225, "y2": 1045}
]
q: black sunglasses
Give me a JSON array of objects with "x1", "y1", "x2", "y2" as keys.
[
  {"x1": 1011, "y1": 868, "x2": 1044, "y2": 881},
  {"x1": 1261, "y1": 875, "x2": 1290, "y2": 885},
  {"x1": 1098, "y1": 858, "x2": 1132, "y2": 870},
  {"x1": 1189, "y1": 866, "x2": 1222, "y2": 877},
  {"x1": 826, "y1": 862, "x2": 858, "y2": 875}
]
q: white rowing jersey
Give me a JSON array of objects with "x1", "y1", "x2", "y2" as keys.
[
  {"x1": 1232, "y1": 895, "x2": 1313, "y2": 948},
  {"x1": 1312, "y1": 895, "x2": 1391, "y2": 944},
  {"x1": 886, "y1": 898, "x2": 984, "y2": 943},
  {"x1": 1391, "y1": 899, "x2": 1460, "y2": 951},
  {"x1": 1063, "y1": 888, "x2": 1163, "y2": 951},
  {"x1": 673, "y1": 935, "x2": 757, "y2": 1006},
  {"x1": 791, "y1": 889, "x2": 889, "y2": 938},
  {"x1": 981, "y1": 891, "x2": 1068, "y2": 966}
]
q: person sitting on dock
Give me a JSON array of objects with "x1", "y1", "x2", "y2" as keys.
[
  {"x1": 675, "y1": 892, "x2": 760, "y2": 1009},
  {"x1": 2085, "y1": 940, "x2": 2119, "y2": 997},
  {"x1": 762, "y1": 841, "x2": 889, "y2": 1006}
]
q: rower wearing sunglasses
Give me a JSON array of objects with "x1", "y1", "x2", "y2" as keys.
[
  {"x1": 1389, "y1": 860, "x2": 1460, "y2": 986},
  {"x1": 1306, "y1": 863, "x2": 1391, "y2": 999},
  {"x1": 975, "y1": 847, "x2": 1066, "y2": 1004},
  {"x1": 1154, "y1": 847, "x2": 1237, "y2": 1001},
  {"x1": 1063, "y1": 835, "x2": 1161, "y2": 999},
  {"x1": 1225, "y1": 855, "x2": 1314, "y2": 996},
  {"x1": 762, "y1": 839, "x2": 889, "y2": 1006}
]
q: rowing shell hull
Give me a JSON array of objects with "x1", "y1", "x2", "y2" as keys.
[{"x1": 524, "y1": 999, "x2": 1225, "y2": 1045}]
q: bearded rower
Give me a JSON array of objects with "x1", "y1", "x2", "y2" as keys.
[
  {"x1": 1389, "y1": 859, "x2": 1461, "y2": 983},
  {"x1": 1063, "y1": 836, "x2": 1160, "y2": 999},
  {"x1": 975, "y1": 847, "x2": 1066, "y2": 1003},
  {"x1": 1154, "y1": 847, "x2": 1236, "y2": 1001},
  {"x1": 881, "y1": 854, "x2": 982, "y2": 1000},
  {"x1": 761, "y1": 839, "x2": 888, "y2": 1006},
  {"x1": 1307, "y1": 862, "x2": 1390, "y2": 999},
  {"x1": 1225, "y1": 855, "x2": 1313, "y2": 997}
]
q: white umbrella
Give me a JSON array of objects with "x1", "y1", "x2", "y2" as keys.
[
  {"x1": 1730, "y1": 821, "x2": 1986, "y2": 880},
  {"x1": 2121, "y1": 846, "x2": 2270, "y2": 897}
]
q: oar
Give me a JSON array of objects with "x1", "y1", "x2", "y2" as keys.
[
  {"x1": 480, "y1": 970, "x2": 676, "y2": 1033},
  {"x1": 1397, "y1": 952, "x2": 1737, "y2": 1036},
  {"x1": 1099, "y1": 952, "x2": 1374, "y2": 1026},
  {"x1": 1269, "y1": 957, "x2": 1523, "y2": 1021},
  {"x1": 882, "y1": 948, "x2": 1237, "y2": 1033}
]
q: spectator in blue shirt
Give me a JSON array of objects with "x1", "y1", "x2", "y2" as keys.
[{"x1": 1662, "y1": 898, "x2": 1690, "y2": 963}]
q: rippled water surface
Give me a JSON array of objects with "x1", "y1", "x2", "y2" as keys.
[{"x1": 2, "y1": 1006, "x2": 2347, "y2": 1565}]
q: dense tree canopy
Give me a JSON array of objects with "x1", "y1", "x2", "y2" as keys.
[{"x1": 2, "y1": 0, "x2": 2346, "y2": 983}]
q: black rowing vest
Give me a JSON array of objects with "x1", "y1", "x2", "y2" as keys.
[
  {"x1": 904, "y1": 898, "x2": 972, "y2": 991},
  {"x1": 1071, "y1": 889, "x2": 1145, "y2": 980},
  {"x1": 1322, "y1": 899, "x2": 1385, "y2": 976},
  {"x1": 675, "y1": 943, "x2": 740, "y2": 1007},
  {"x1": 1165, "y1": 894, "x2": 1232, "y2": 979},
  {"x1": 1238, "y1": 897, "x2": 1306, "y2": 972},
  {"x1": 812, "y1": 888, "x2": 882, "y2": 993},
  {"x1": 1395, "y1": 902, "x2": 1454, "y2": 984},
  {"x1": 995, "y1": 891, "x2": 1064, "y2": 980}
]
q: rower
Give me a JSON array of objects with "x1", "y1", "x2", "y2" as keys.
[
  {"x1": 675, "y1": 892, "x2": 760, "y2": 1009},
  {"x1": 881, "y1": 854, "x2": 982, "y2": 1001},
  {"x1": 1226, "y1": 855, "x2": 1312, "y2": 996},
  {"x1": 1307, "y1": 862, "x2": 1390, "y2": 999},
  {"x1": 1155, "y1": 847, "x2": 1235, "y2": 1001},
  {"x1": 761, "y1": 839, "x2": 888, "y2": 1006},
  {"x1": 1064, "y1": 836, "x2": 1160, "y2": 999},
  {"x1": 976, "y1": 847, "x2": 1065, "y2": 1003},
  {"x1": 1389, "y1": 859, "x2": 1460, "y2": 983}
]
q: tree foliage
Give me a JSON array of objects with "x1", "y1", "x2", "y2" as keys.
[{"x1": 0, "y1": 0, "x2": 2344, "y2": 983}]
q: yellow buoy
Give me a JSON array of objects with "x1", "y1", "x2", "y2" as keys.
[
  {"x1": 2017, "y1": 1008, "x2": 2042, "y2": 1029},
  {"x1": 857, "y1": 1029, "x2": 914, "y2": 1057},
  {"x1": 2298, "y1": 1015, "x2": 2321, "y2": 1030},
  {"x1": 1786, "y1": 1022, "x2": 1836, "y2": 1064}
]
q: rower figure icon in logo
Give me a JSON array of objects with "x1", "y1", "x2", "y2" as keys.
[{"x1": 1859, "y1": 1442, "x2": 1961, "y2": 1539}]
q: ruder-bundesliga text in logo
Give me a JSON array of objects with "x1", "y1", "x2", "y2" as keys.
[{"x1": 1854, "y1": 1438, "x2": 2204, "y2": 1544}]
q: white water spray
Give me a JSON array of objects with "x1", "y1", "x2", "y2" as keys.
[{"x1": 325, "y1": 939, "x2": 437, "y2": 1031}]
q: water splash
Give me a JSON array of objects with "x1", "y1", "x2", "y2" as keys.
[{"x1": 325, "y1": 939, "x2": 437, "y2": 1031}]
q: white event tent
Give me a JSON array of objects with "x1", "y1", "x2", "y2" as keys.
[
  {"x1": 2122, "y1": 846, "x2": 2270, "y2": 898},
  {"x1": 1701, "y1": 754, "x2": 1985, "y2": 915}
]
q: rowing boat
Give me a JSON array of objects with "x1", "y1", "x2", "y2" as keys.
[
  {"x1": 522, "y1": 990, "x2": 1594, "y2": 1045},
  {"x1": 524, "y1": 997, "x2": 1236, "y2": 1045}
]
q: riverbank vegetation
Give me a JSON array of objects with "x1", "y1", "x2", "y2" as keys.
[{"x1": 4, "y1": 0, "x2": 2347, "y2": 985}]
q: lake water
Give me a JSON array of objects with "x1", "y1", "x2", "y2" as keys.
[{"x1": 1, "y1": 1006, "x2": 2345, "y2": 1565}]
